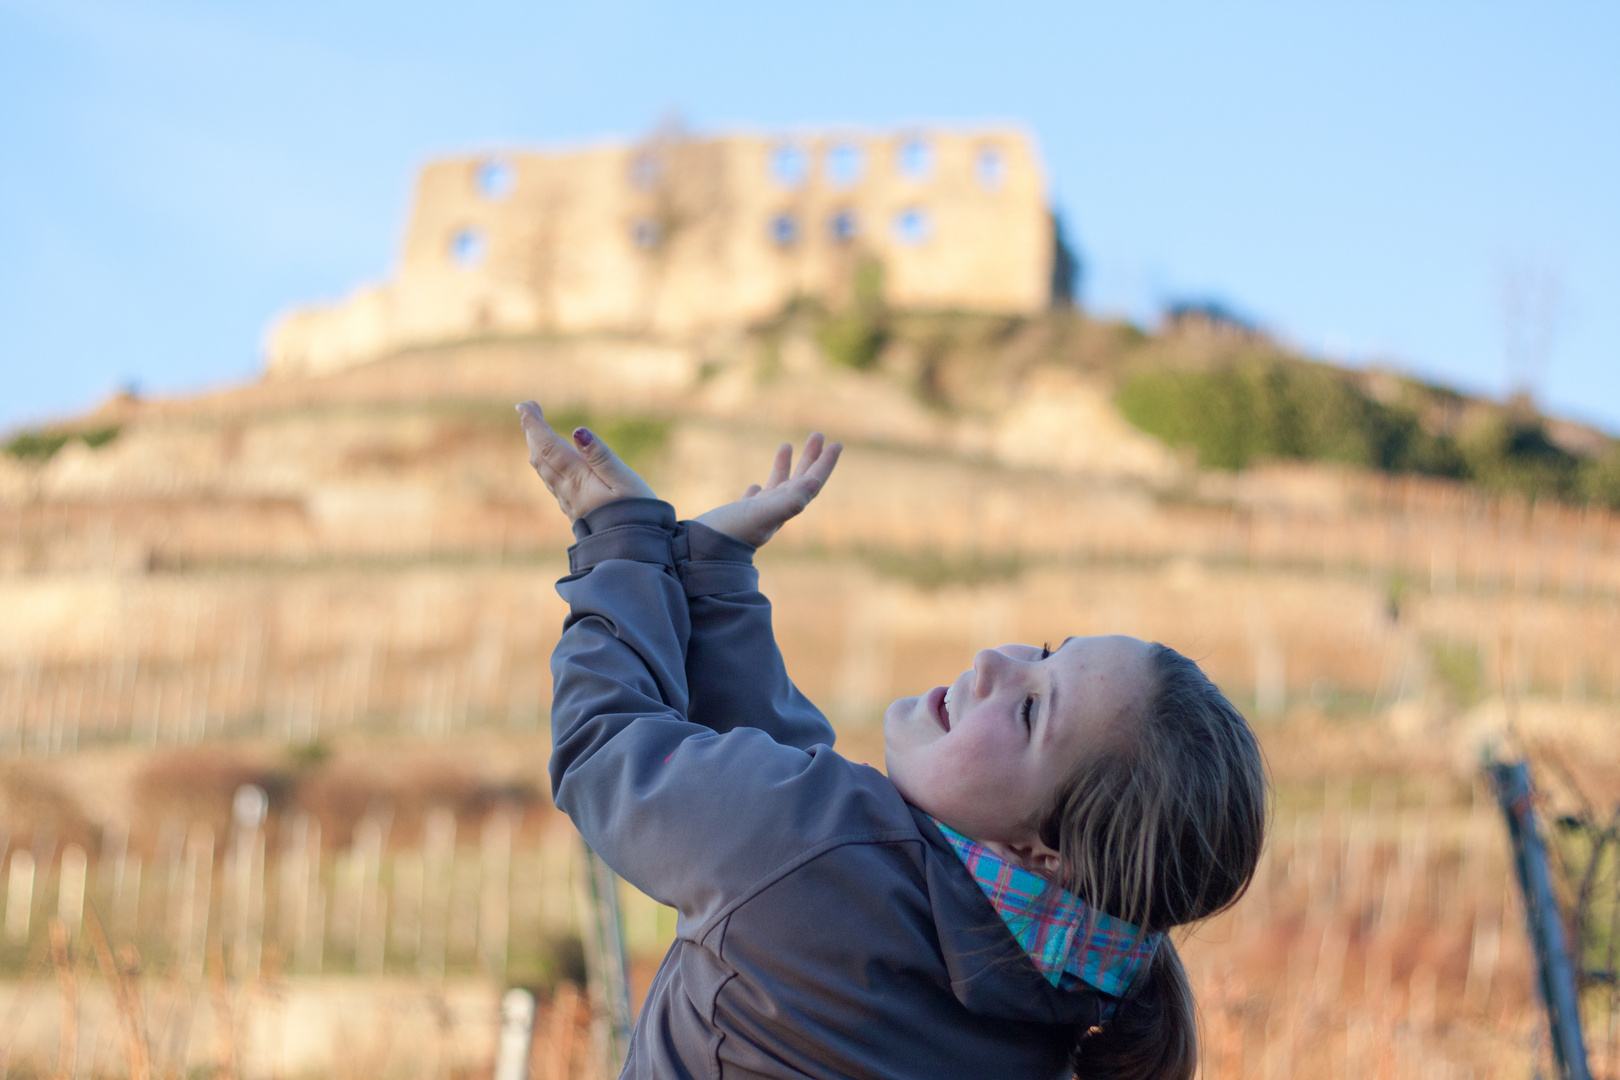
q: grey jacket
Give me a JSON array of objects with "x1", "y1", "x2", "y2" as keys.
[{"x1": 550, "y1": 499, "x2": 1102, "y2": 1079}]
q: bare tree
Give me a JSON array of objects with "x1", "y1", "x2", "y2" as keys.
[{"x1": 1497, "y1": 255, "x2": 1564, "y2": 407}]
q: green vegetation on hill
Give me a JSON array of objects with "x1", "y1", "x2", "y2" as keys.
[
  {"x1": 1117, "y1": 359, "x2": 1466, "y2": 474},
  {"x1": 815, "y1": 255, "x2": 890, "y2": 371},
  {"x1": 820, "y1": 303, "x2": 1619, "y2": 510},
  {"x1": 1114, "y1": 356, "x2": 1620, "y2": 508},
  {"x1": 3, "y1": 425, "x2": 120, "y2": 461}
]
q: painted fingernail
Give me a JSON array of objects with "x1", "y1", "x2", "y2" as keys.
[{"x1": 572, "y1": 427, "x2": 593, "y2": 448}]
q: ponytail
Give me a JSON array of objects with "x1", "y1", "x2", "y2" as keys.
[
  {"x1": 1041, "y1": 643, "x2": 1265, "y2": 1078},
  {"x1": 1072, "y1": 939, "x2": 1195, "y2": 1080}
]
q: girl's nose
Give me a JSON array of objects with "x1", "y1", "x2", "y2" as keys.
[{"x1": 971, "y1": 647, "x2": 1014, "y2": 697}]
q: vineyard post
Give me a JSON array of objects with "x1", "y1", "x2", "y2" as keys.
[{"x1": 1490, "y1": 759, "x2": 1591, "y2": 1080}]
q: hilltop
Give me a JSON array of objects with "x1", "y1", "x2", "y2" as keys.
[{"x1": 12, "y1": 306, "x2": 1618, "y2": 511}]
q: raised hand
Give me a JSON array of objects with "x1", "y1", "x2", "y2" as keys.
[
  {"x1": 517, "y1": 401, "x2": 656, "y2": 522},
  {"x1": 694, "y1": 433, "x2": 842, "y2": 549}
]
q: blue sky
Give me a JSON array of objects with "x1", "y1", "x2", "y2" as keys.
[{"x1": 2, "y1": 1, "x2": 1616, "y2": 434}]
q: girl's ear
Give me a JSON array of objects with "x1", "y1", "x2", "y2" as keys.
[{"x1": 989, "y1": 836, "x2": 1064, "y2": 880}]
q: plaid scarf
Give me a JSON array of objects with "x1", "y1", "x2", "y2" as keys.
[{"x1": 931, "y1": 817, "x2": 1162, "y2": 999}]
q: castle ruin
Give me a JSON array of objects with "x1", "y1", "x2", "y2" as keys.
[{"x1": 266, "y1": 127, "x2": 1059, "y2": 376}]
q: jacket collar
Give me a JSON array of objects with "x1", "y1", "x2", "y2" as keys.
[{"x1": 910, "y1": 806, "x2": 1103, "y2": 1029}]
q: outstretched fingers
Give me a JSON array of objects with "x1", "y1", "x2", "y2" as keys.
[
  {"x1": 774, "y1": 437, "x2": 841, "y2": 515},
  {"x1": 692, "y1": 431, "x2": 843, "y2": 547},
  {"x1": 517, "y1": 402, "x2": 582, "y2": 490},
  {"x1": 759, "y1": 433, "x2": 841, "y2": 509},
  {"x1": 790, "y1": 432, "x2": 826, "y2": 481},
  {"x1": 750, "y1": 433, "x2": 828, "y2": 498},
  {"x1": 796, "y1": 437, "x2": 841, "y2": 492},
  {"x1": 762, "y1": 443, "x2": 792, "y2": 492}
]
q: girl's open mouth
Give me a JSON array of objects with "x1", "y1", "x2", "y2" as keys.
[{"x1": 927, "y1": 685, "x2": 951, "y2": 732}]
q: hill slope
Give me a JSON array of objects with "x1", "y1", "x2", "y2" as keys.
[{"x1": 0, "y1": 312, "x2": 1614, "y2": 1078}]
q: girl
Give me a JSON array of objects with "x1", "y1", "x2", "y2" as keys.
[{"x1": 518, "y1": 402, "x2": 1267, "y2": 1080}]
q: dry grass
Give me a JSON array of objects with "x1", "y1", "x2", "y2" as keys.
[
  {"x1": 1184, "y1": 782, "x2": 1540, "y2": 1080},
  {"x1": 4, "y1": 726, "x2": 1616, "y2": 1078}
]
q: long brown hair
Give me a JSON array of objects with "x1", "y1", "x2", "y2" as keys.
[{"x1": 1038, "y1": 644, "x2": 1268, "y2": 1080}]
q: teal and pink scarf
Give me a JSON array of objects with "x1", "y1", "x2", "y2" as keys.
[{"x1": 931, "y1": 817, "x2": 1162, "y2": 1001}]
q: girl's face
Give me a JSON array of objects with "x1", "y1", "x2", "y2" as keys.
[{"x1": 883, "y1": 635, "x2": 1153, "y2": 874}]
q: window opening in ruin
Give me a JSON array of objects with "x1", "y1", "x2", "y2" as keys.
[
  {"x1": 892, "y1": 206, "x2": 932, "y2": 246},
  {"x1": 449, "y1": 227, "x2": 487, "y2": 267},
  {"x1": 897, "y1": 137, "x2": 933, "y2": 181},
  {"x1": 770, "y1": 144, "x2": 808, "y2": 188},
  {"x1": 632, "y1": 219, "x2": 663, "y2": 250},
  {"x1": 629, "y1": 152, "x2": 662, "y2": 191},
  {"x1": 769, "y1": 212, "x2": 799, "y2": 247},
  {"x1": 828, "y1": 210, "x2": 859, "y2": 243},
  {"x1": 824, "y1": 142, "x2": 865, "y2": 188},
  {"x1": 476, "y1": 158, "x2": 515, "y2": 200},
  {"x1": 976, "y1": 145, "x2": 1006, "y2": 191}
]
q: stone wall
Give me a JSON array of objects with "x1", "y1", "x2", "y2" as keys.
[{"x1": 266, "y1": 128, "x2": 1054, "y2": 376}]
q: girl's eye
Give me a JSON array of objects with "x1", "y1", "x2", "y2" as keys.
[
  {"x1": 1040, "y1": 642, "x2": 1052, "y2": 660},
  {"x1": 1021, "y1": 696, "x2": 1035, "y2": 730}
]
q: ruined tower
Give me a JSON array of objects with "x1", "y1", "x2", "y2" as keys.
[{"x1": 267, "y1": 127, "x2": 1056, "y2": 377}]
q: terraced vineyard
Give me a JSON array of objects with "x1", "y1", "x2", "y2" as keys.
[{"x1": 3, "y1": 316, "x2": 1617, "y2": 1076}]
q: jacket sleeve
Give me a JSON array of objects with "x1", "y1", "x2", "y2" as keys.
[
  {"x1": 667, "y1": 518, "x2": 836, "y2": 750},
  {"x1": 549, "y1": 499, "x2": 908, "y2": 930}
]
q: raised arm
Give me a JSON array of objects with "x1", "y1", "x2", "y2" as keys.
[
  {"x1": 551, "y1": 499, "x2": 899, "y2": 930},
  {"x1": 677, "y1": 521, "x2": 835, "y2": 749},
  {"x1": 522, "y1": 405, "x2": 888, "y2": 928},
  {"x1": 679, "y1": 435, "x2": 841, "y2": 748},
  {"x1": 560, "y1": 505, "x2": 834, "y2": 749}
]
